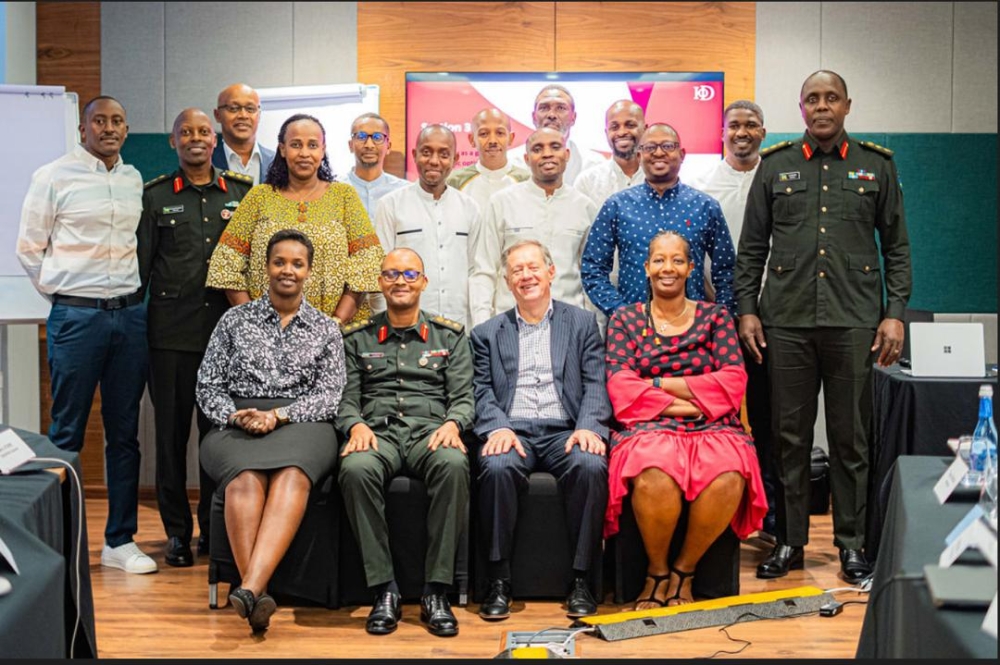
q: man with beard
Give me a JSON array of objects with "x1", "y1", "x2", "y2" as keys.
[
  {"x1": 581, "y1": 123, "x2": 737, "y2": 318},
  {"x1": 372, "y1": 125, "x2": 480, "y2": 328},
  {"x1": 344, "y1": 112, "x2": 407, "y2": 218},
  {"x1": 211, "y1": 83, "x2": 274, "y2": 185},
  {"x1": 138, "y1": 108, "x2": 254, "y2": 566},
  {"x1": 469, "y1": 127, "x2": 598, "y2": 327},
  {"x1": 575, "y1": 100, "x2": 647, "y2": 206},
  {"x1": 447, "y1": 107, "x2": 530, "y2": 211},
  {"x1": 17, "y1": 96, "x2": 156, "y2": 573},
  {"x1": 690, "y1": 100, "x2": 777, "y2": 542}
]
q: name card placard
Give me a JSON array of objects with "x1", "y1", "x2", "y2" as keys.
[{"x1": 934, "y1": 456, "x2": 971, "y2": 504}]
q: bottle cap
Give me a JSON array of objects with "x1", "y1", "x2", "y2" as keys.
[{"x1": 980, "y1": 385, "x2": 994, "y2": 397}]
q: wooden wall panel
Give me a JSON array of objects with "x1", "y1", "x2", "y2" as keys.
[
  {"x1": 554, "y1": 2, "x2": 755, "y2": 108},
  {"x1": 36, "y1": 1, "x2": 105, "y2": 489},
  {"x1": 358, "y1": 1, "x2": 557, "y2": 175}
]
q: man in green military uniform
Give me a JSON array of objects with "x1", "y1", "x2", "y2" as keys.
[
  {"x1": 337, "y1": 247, "x2": 473, "y2": 638},
  {"x1": 138, "y1": 108, "x2": 254, "y2": 567},
  {"x1": 734, "y1": 71, "x2": 911, "y2": 583}
]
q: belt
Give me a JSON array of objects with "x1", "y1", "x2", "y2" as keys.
[{"x1": 52, "y1": 290, "x2": 144, "y2": 310}]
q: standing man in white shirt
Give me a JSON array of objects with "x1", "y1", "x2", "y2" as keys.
[
  {"x1": 372, "y1": 124, "x2": 480, "y2": 328},
  {"x1": 211, "y1": 83, "x2": 275, "y2": 185},
  {"x1": 16, "y1": 96, "x2": 157, "y2": 574},
  {"x1": 447, "y1": 107, "x2": 530, "y2": 211},
  {"x1": 343, "y1": 112, "x2": 407, "y2": 219},
  {"x1": 470, "y1": 127, "x2": 598, "y2": 327},
  {"x1": 575, "y1": 100, "x2": 647, "y2": 206},
  {"x1": 509, "y1": 85, "x2": 602, "y2": 186},
  {"x1": 690, "y1": 99, "x2": 776, "y2": 540}
]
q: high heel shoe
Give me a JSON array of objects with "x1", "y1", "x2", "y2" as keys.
[
  {"x1": 665, "y1": 567, "x2": 695, "y2": 606},
  {"x1": 228, "y1": 586, "x2": 256, "y2": 619},
  {"x1": 633, "y1": 573, "x2": 671, "y2": 610}
]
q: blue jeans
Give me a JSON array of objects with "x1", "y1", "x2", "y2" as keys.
[{"x1": 46, "y1": 302, "x2": 149, "y2": 547}]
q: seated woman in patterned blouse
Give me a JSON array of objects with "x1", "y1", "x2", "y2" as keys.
[
  {"x1": 206, "y1": 113, "x2": 384, "y2": 326},
  {"x1": 196, "y1": 229, "x2": 346, "y2": 633},
  {"x1": 603, "y1": 230, "x2": 768, "y2": 609}
]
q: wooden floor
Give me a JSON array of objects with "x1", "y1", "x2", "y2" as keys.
[{"x1": 85, "y1": 497, "x2": 866, "y2": 659}]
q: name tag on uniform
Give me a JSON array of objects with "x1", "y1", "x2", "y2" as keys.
[
  {"x1": 777, "y1": 172, "x2": 800, "y2": 182},
  {"x1": 360, "y1": 352, "x2": 385, "y2": 359},
  {"x1": 162, "y1": 204, "x2": 184, "y2": 214}
]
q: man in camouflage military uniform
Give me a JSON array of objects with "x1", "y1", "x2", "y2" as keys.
[
  {"x1": 735, "y1": 71, "x2": 911, "y2": 583},
  {"x1": 337, "y1": 247, "x2": 473, "y2": 638},
  {"x1": 138, "y1": 108, "x2": 254, "y2": 567}
]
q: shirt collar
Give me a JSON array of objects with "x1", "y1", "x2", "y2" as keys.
[
  {"x1": 515, "y1": 299, "x2": 554, "y2": 328},
  {"x1": 172, "y1": 167, "x2": 228, "y2": 192},
  {"x1": 348, "y1": 169, "x2": 386, "y2": 189},
  {"x1": 223, "y1": 140, "x2": 262, "y2": 165},
  {"x1": 801, "y1": 130, "x2": 851, "y2": 160},
  {"x1": 377, "y1": 310, "x2": 431, "y2": 343},
  {"x1": 526, "y1": 179, "x2": 566, "y2": 200},
  {"x1": 259, "y1": 292, "x2": 314, "y2": 329},
  {"x1": 475, "y1": 160, "x2": 514, "y2": 179},
  {"x1": 642, "y1": 180, "x2": 682, "y2": 199},
  {"x1": 73, "y1": 143, "x2": 124, "y2": 172},
  {"x1": 414, "y1": 183, "x2": 450, "y2": 202}
]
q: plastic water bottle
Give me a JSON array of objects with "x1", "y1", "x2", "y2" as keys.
[{"x1": 969, "y1": 385, "x2": 998, "y2": 486}]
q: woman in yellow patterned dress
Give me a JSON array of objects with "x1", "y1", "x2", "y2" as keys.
[{"x1": 207, "y1": 113, "x2": 384, "y2": 325}]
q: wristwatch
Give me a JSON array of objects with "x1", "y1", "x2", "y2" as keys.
[
  {"x1": 652, "y1": 377, "x2": 662, "y2": 389},
  {"x1": 274, "y1": 406, "x2": 291, "y2": 426}
]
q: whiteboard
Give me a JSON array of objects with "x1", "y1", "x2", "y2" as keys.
[
  {"x1": 255, "y1": 83, "x2": 380, "y2": 179},
  {"x1": 0, "y1": 84, "x2": 79, "y2": 323}
]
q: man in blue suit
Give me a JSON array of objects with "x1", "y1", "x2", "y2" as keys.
[
  {"x1": 470, "y1": 239, "x2": 611, "y2": 621},
  {"x1": 211, "y1": 83, "x2": 275, "y2": 185}
]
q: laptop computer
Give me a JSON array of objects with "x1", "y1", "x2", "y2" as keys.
[
  {"x1": 923, "y1": 564, "x2": 995, "y2": 609},
  {"x1": 908, "y1": 322, "x2": 986, "y2": 378}
]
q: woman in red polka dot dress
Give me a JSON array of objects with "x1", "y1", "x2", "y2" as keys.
[{"x1": 604, "y1": 230, "x2": 767, "y2": 609}]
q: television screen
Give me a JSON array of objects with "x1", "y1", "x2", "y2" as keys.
[{"x1": 404, "y1": 71, "x2": 724, "y2": 184}]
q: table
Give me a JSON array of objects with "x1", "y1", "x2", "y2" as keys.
[
  {"x1": 0, "y1": 426, "x2": 97, "y2": 657},
  {"x1": 856, "y1": 456, "x2": 997, "y2": 658},
  {"x1": 867, "y1": 364, "x2": 997, "y2": 560}
]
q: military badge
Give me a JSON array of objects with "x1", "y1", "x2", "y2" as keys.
[
  {"x1": 221, "y1": 209, "x2": 232, "y2": 220},
  {"x1": 778, "y1": 172, "x2": 801, "y2": 182}
]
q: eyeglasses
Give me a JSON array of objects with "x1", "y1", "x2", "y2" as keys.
[
  {"x1": 218, "y1": 104, "x2": 260, "y2": 115},
  {"x1": 639, "y1": 141, "x2": 681, "y2": 155},
  {"x1": 380, "y1": 269, "x2": 422, "y2": 282},
  {"x1": 352, "y1": 131, "x2": 387, "y2": 144}
]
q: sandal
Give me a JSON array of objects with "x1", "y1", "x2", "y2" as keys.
[
  {"x1": 665, "y1": 567, "x2": 696, "y2": 606},
  {"x1": 633, "y1": 573, "x2": 671, "y2": 610}
]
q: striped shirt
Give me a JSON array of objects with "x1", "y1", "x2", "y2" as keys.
[
  {"x1": 17, "y1": 144, "x2": 143, "y2": 299},
  {"x1": 509, "y1": 302, "x2": 568, "y2": 422}
]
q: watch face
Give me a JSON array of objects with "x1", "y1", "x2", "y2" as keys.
[{"x1": 276, "y1": 407, "x2": 289, "y2": 421}]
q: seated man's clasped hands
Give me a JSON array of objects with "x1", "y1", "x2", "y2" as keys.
[
  {"x1": 196, "y1": 229, "x2": 346, "y2": 633},
  {"x1": 603, "y1": 230, "x2": 768, "y2": 609}
]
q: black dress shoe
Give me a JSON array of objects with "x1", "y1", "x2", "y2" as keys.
[
  {"x1": 420, "y1": 593, "x2": 458, "y2": 637},
  {"x1": 756, "y1": 544, "x2": 805, "y2": 579},
  {"x1": 565, "y1": 577, "x2": 598, "y2": 618},
  {"x1": 839, "y1": 549, "x2": 872, "y2": 583},
  {"x1": 479, "y1": 578, "x2": 512, "y2": 620},
  {"x1": 249, "y1": 593, "x2": 277, "y2": 633},
  {"x1": 196, "y1": 534, "x2": 209, "y2": 556},
  {"x1": 165, "y1": 537, "x2": 193, "y2": 568},
  {"x1": 228, "y1": 586, "x2": 256, "y2": 619},
  {"x1": 366, "y1": 591, "x2": 401, "y2": 635}
]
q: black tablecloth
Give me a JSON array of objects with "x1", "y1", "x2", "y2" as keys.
[
  {"x1": 0, "y1": 426, "x2": 97, "y2": 657},
  {"x1": 857, "y1": 456, "x2": 997, "y2": 658},
  {"x1": 0, "y1": 513, "x2": 66, "y2": 657},
  {"x1": 867, "y1": 365, "x2": 997, "y2": 560}
]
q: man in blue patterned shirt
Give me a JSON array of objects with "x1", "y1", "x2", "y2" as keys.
[{"x1": 581, "y1": 123, "x2": 737, "y2": 319}]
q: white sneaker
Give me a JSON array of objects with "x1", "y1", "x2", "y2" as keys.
[{"x1": 101, "y1": 541, "x2": 158, "y2": 574}]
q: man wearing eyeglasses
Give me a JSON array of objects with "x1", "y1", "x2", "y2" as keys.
[
  {"x1": 581, "y1": 123, "x2": 737, "y2": 318},
  {"x1": 337, "y1": 248, "x2": 474, "y2": 638},
  {"x1": 344, "y1": 112, "x2": 407, "y2": 218},
  {"x1": 211, "y1": 83, "x2": 275, "y2": 185},
  {"x1": 372, "y1": 124, "x2": 480, "y2": 329}
]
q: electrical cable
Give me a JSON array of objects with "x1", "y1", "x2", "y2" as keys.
[{"x1": 696, "y1": 607, "x2": 824, "y2": 659}]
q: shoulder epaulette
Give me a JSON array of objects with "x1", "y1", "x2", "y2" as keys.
[
  {"x1": 143, "y1": 173, "x2": 171, "y2": 189},
  {"x1": 341, "y1": 318, "x2": 374, "y2": 336},
  {"x1": 429, "y1": 314, "x2": 464, "y2": 333},
  {"x1": 221, "y1": 170, "x2": 255, "y2": 184},
  {"x1": 759, "y1": 141, "x2": 795, "y2": 158},
  {"x1": 446, "y1": 166, "x2": 479, "y2": 191},
  {"x1": 859, "y1": 141, "x2": 894, "y2": 158}
]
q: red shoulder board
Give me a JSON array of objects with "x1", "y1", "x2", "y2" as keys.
[{"x1": 173, "y1": 176, "x2": 184, "y2": 194}]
